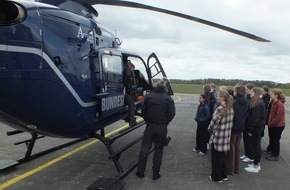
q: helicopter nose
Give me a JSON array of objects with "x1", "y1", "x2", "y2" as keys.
[{"x1": 0, "y1": 1, "x2": 26, "y2": 26}]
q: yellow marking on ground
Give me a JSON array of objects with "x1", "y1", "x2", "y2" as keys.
[{"x1": 0, "y1": 125, "x2": 131, "y2": 190}]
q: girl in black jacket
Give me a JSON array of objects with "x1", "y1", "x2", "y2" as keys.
[{"x1": 244, "y1": 87, "x2": 266, "y2": 173}]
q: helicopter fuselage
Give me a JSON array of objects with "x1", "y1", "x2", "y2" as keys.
[{"x1": 0, "y1": 0, "x2": 154, "y2": 138}]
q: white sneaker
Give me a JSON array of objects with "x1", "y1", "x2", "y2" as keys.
[
  {"x1": 245, "y1": 165, "x2": 261, "y2": 173},
  {"x1": 240, "y1": 155, "x2": 247, "y2": 160},
  {"x1": 199, "y1": 151, "x2": 205, "y2": 156},
  {"x1": 241, "y1": 157, "x2": 254, "y2": 163},
  {"x1": 247, "y1": 164, "x2": 261, "y2": 171},
  {"x1": 192, "y1": 148, "x2": 199, "y2": 152}
]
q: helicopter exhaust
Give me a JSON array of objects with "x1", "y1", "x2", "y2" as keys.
[{"x1": 0, "y1": 1, "x2": 27, "y2": 26}]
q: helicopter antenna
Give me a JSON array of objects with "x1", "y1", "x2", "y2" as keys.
[{"x1": 113, "y1": 29, "x2": 122, "y2": 46}]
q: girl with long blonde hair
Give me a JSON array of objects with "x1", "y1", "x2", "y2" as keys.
[{"x1": 208, "y1": 90, "x2": 234, "y2": 182}]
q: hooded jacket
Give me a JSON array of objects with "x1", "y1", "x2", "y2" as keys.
[{"x1": 232, "y1": 95, "x2": 250, "y2": 134}]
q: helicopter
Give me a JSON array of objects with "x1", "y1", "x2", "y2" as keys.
[{"x1": 0, "y1": 0, "x2": 269, "y2": 187}]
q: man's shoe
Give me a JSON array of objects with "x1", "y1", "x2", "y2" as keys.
[
  {"x1": 124, "y1": 116, "x2": 130, "y2": 122},
  {"x1": 153, "y1": 172, "x2": 161, "y2": 180},
  {"x1": 266, "y1": 155, "x2": 279, "y2": 161},
  {"x1": 136, "y1": 171, "x2": 144, "y2": 178},
  {"x1": 165, "y1": 136, "x2": 171, "y2": 146},
  {"x1": 129, "y1": 121, "x2": 137, "y2": 127}
]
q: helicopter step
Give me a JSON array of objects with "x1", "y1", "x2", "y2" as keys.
[
  {"x1": 0, "y1": 130, "x2": 88, "y2": 171},
  {"x1": 88, "y1": 120, "x2": 146, "y2": 190},
  {"x1": 6, "y1": 129, "x2": 24, "y2": 136},
  {"x1": 87, "y1": 178, "x2": 125, "y2": 190},
  {"x1": 0, "y1": 160, "x2": 19, "y2": 170}
]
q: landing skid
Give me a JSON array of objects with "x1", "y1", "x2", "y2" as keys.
[
  {"x1": 0, "y1": 130, "x2": 88, "y2": 171},
  {"x1": 88, "y1": 121, "x2": 146, "y2": 190}
]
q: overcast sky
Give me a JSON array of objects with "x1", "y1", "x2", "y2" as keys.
[{"x1": 93, "y1": 0, "x2": 289, "y2": 84}]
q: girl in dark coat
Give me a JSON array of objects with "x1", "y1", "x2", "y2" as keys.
[
  {"x1": 226, "y1": 84, "x2": 249, "y2": 175},
  {"x1": 244, "y1": 87, "x2": 266, "y2": 173},
  {"x1": 193, "y1": 94, "x2": 211, "y2": 155}
]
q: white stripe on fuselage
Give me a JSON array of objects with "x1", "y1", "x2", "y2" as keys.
[{"x1": 0, "y1": 44, "x2": 96, "y2": 107}]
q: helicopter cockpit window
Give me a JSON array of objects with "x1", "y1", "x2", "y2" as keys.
[{"x1": 102, "y1": 54, "x2": 122, "y2": 84}]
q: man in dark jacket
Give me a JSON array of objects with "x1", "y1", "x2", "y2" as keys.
[
  {"x1": 136, "y1": 78, "x2": 175, "y2": 180},
  {"x1": 123, "y1": 60, "x2": 137, "y2": 127}
]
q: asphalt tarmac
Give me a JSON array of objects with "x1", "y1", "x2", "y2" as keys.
[{"x1": 0, "y1": 93, "x2": 289, "y2": 190}]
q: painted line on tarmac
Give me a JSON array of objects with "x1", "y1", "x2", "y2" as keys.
[
  {"x1": 0, "y1": 125, "x2": 130, "y2": 190},
  {"x1": 174, "y1": 95, "x2": 182, "y2": 103}
]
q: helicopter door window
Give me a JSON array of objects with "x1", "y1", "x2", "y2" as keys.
[
  {"x1": 101, "y1": 54, "x2": 123, "y2": 88},
  {"x1": 91, "y1": 56, "x2": 102, "y2": 94}
]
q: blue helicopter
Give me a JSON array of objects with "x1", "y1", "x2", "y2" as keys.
[
  {"x1": 0, "y1": 0, "x2": 164, "y2": 139},
  {"x1": 0, "y1": 0, "x2": 269, "y2": 185}
]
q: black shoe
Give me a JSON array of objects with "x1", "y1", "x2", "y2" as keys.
[
  {"x1": 165, "y1": 136, "x2": 171, "y2": 146},
  {"x1": 209, "y1": 176, "x2": 223, "y2": 183},
  {"x1": 153, "y1": 172, "x2": 161, "y2": 180},
  {"x1": 263, "y1": 150, "x2": 271, "y2": 154},
  {"x1": 266, "y1": 155, "x2": 279, "y2": 161},
  {"x1": 129, "y1": 117, "x2": 137, "y2": 127},
  {"x1": 124, "y1": 115, "x2": 131, "y2": 122},
  {"x1": 129, "y1": 121, "x2": 137, "y2": 127},
  {"x1": 136, "y1": 171, "x2": 144, "y2": 178}
]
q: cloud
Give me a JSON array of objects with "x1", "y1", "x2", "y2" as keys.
[{"x1": 94, "y1": 0, "x2": 290, "y2": 83}]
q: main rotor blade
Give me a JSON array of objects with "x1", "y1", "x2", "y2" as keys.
[{"x1": 85, "y1": 0, "x2": 270, "y2": 42}]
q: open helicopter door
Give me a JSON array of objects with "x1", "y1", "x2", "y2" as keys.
[
  {"x1": 147, "y1": 53, "x2": 174, "y2": 95},
  {"x1": 92, "y1": 49, "x2": 125, "y2": 118}
]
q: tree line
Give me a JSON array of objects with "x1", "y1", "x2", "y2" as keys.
[{"x1": 170, "y1": 78, "x2": 290, "y2": 88}]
